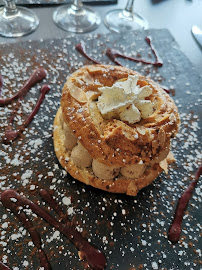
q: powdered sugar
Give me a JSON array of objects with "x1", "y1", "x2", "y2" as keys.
[{"x1": 0, "y1": 30, "x2": 201, "y2": 270}]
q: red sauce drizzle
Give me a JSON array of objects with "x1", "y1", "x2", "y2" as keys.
[
  {"x1": 0, "y1": 75, "x2": 3, "y2": 95},
  {"x1": 0, "y1": 189, "x2": 107, "y2": 270},
  {"x1": 145, "y1": 36, "x2": 163, "y2": 66},
  {"x1": 76, "y1": 41, "x2": 101, "y2": 64},
  {"x1": 1, "y1": 68, "x2": 49, "y2": 144},
  {"x1": 3, "y1": 84, "x2": 50, "y2": 144},
  {"x1": 168, "y1": 166, "x2": 202, "y2": 243},
  {"x1": 106, "y1": 36, "x2": 163, "y2": 67},
  {"x1": 0, "y1": 68, "x2": 47, "y2": 106},
  {"x1": 0, "y1": 261, "x2": 10, "y2": 270}
]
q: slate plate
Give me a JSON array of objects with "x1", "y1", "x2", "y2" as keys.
[
  {"x1": 0, "y1": 29, "x2": 201, "y2": 270},
  {"x1": 0, "y1": 0, "x2": 117, "y2": 6}
]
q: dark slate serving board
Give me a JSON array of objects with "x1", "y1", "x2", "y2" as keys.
[{"x1": 0, "y1": 29, "x2": 201, "y2": 270}]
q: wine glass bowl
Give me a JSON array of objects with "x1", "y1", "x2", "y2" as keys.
[
  {"x1": 104, "y1": 0, "x2": 148, "y2": 34},
  {"x1": 53, "y1": 0, "x2": 101, "y2": 33},
  {"x1": 0, "y1": 1, "x2": 39, "y2": 38}
]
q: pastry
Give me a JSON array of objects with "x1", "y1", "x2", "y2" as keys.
[{"x1": 53, "y1": 65, "x2": 180, "y2": 196}]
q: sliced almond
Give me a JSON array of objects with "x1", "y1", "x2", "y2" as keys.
[
  {"x1": 127, "y1": 181, "x2": 138, "y2": 196},
  {"x1": 158, "y1": 127, "x2": 166, "y2": 146},
  {"x1": 169, "y1": 112, "x2": 176, "y2": 122},
  {"x1": 152, "y1": 140, "x2": 158, "y2": 155},
  {"x1": 82, "y1": 71, "x2": 94, "y2": 84},
  {"x1": 166, "y1": 151, "x2": 175, "y2": 163},
  {"x1": 159, "y1": 159, "x2": 168, "y2": 174},
  {"x1": 136, "y1": 126, "x2": 146, "y2": 135},
  {"x1": 154, "y1": 114, "x2": 169, "y2": 124},
  {"x1": 69, "y1": 83, "x2": 87, "y2": 103},
  {"x1": 86, "y1": 91, "x2": 100, "y2": 101}
]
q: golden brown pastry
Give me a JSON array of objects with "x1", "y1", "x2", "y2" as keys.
[{"x1": 53, "y1": 65, "x2": 180, "y2": 196}]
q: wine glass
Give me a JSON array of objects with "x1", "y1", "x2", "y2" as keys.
[
  {"x1": 0, "y1": 0, "x2": 39, "y2": 38},
  {"x1": 53, "y1": 0, "x2": 101, "y2": 33},
  {"x1": 104, "y1": 0, "x2": 148, "y2": 34}
]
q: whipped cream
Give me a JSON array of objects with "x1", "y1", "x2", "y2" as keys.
[{"x1": 97, "y1": 75, "x2": 154, "y2": 124}]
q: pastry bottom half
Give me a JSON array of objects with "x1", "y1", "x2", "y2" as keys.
[{"x1": 53, "y1": 108, "x2": 174, "y2": 196}]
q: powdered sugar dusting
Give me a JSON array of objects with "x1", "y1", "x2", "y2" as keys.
[{"x1": 0, "y1": 30, "x2": 201, "y2": 269}]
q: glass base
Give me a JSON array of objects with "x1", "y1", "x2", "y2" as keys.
[
  {"x1": 0, "y1": 6, "x2": 39, "y2": 38},
  {"x1": 104, "y1": 9, "x2": 148, "y2": 33},
  {"x1": 53, "y1": 4, "x2": 101, "y2": 33}
]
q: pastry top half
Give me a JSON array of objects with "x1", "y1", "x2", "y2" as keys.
[{"x1": 60, "y1": 65, "x2": 180, "y2": 167}]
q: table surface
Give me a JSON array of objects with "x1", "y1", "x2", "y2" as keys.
[
  {"x1": 0, "y1": 28, "x2": 202, "y2": 270},
  {"x1": 0, "y1": 0, "x2": 202, "y2": 72},
  {"x1": 0, "y1": 2, "x2": 202, "y2": 269}
]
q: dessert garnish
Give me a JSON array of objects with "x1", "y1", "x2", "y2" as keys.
[
  {"x1": 1, "y1": 68, "x2": 50, "y2": 144},
  {"x1": 54, "y1": 65, "x2": 180, "y2": 196},
  {"x1": 97, "y1": 74, "x2": 154, "y2": 123},
  {"x1": 0, "y1": 189, "x2": 107, "y2": 270},
  {"x1": 0, "y1": 261, "x2": 10, "y2": 270},
  {"x1": 168, "y1": 165, "x2": 202, "y2": 243},
  {"x1": 106, "y1": 36, "x2": 163, "y2": 67},
  {"x1": 144, "y1": 36, "x2": 163, "y2": 66},
  {"x1": 0, "y1": 68, "x2": 46, "y2": 106},
  {"x1": 3, "y1": 84, "x2": 50, "y2": 143},
  {"x1": 75, "y1": 36, "x2": 163, "y2": 67},
  {"x1": 76, "y1": 41, "x2": 101, "y2": 64}
]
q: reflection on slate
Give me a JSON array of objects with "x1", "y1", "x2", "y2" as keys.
[
  {"x1": 0, "y1": 0, "x2": 117, "y2": 5},
  {"x1": 0, "y1": 30, "x2": 201, "y2": 270}
]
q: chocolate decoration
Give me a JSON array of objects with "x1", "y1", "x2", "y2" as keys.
[
  {"x1": 1, "y1": 189, "x2": 107, "y2": 270},
  {"x1": 3, "y1": 84, "x2": 51, "y2": 144},
  {"x1": 76, "y1": 41, "x2": 101, "y2": 64},
  {"x1": 0, "y1": 261, "x2": 11, "y2": 270},
  {"x1": 0, "y1": 68, "x2": 47, "y2": 106},
  {"x1": 106, "y1": 36, "x2": 163, "y2": 67},
  {"x1": 168, "y1": 166, "x2": 202, "y2": 243}
]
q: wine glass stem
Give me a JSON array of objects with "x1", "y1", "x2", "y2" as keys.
[
  {"x1": 3, "y1": 0, "x2": 18, "y2": 16},
  {"x1": 125, "y1": 0, "x2": 135, "y2": 13},
  {"x1": 72, "y1": 0, "x2": 83, "y2": 11}
]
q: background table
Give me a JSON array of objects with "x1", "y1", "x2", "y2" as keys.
[{"x1": 0, "y1": 0, "x2": 202, "y2": 72}]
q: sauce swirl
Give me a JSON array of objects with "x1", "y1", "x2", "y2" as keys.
[
  {"x1": 3, "y1": 84, "x2": 50, "y2": 144},
  {"x1": 1, "y1": 68, "x2": 49, "y2": 144},
  {"x1": 0, "y1": 68, "x2": 47, "y2": 106},
  {"x1": 0, "y1": 261, "x2": 10, "y2": 270},
  {"x1": 76, "y1": 36, "x2": 163, "y2": 67},
  {"x1": 76, "y1": 41, "x2": 101, "y2": 64},
  {"x1": 106, "y1": 36, "x2": 163, "y2": 67},
  {"x1": 168, "y1": 166, "x2": 202, "y2": 243}
]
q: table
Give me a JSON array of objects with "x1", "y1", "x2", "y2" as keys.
[
  {"x1": 0, "y1": 0, "x2": 202, "y2": 72},
  {"x1": 0, "y1": 1, "x2": 202, "y2": 270}
]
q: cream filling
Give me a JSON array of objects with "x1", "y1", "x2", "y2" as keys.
[
  {"x1": 61, "y1": 117, "x2": 170, "y2": 180},
  {"x1": 71, "y1": 141, "x2": 92, "y2": 168},
  {"x1": 97, "y1": 75, "x2": 154, "y2": 124}
]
